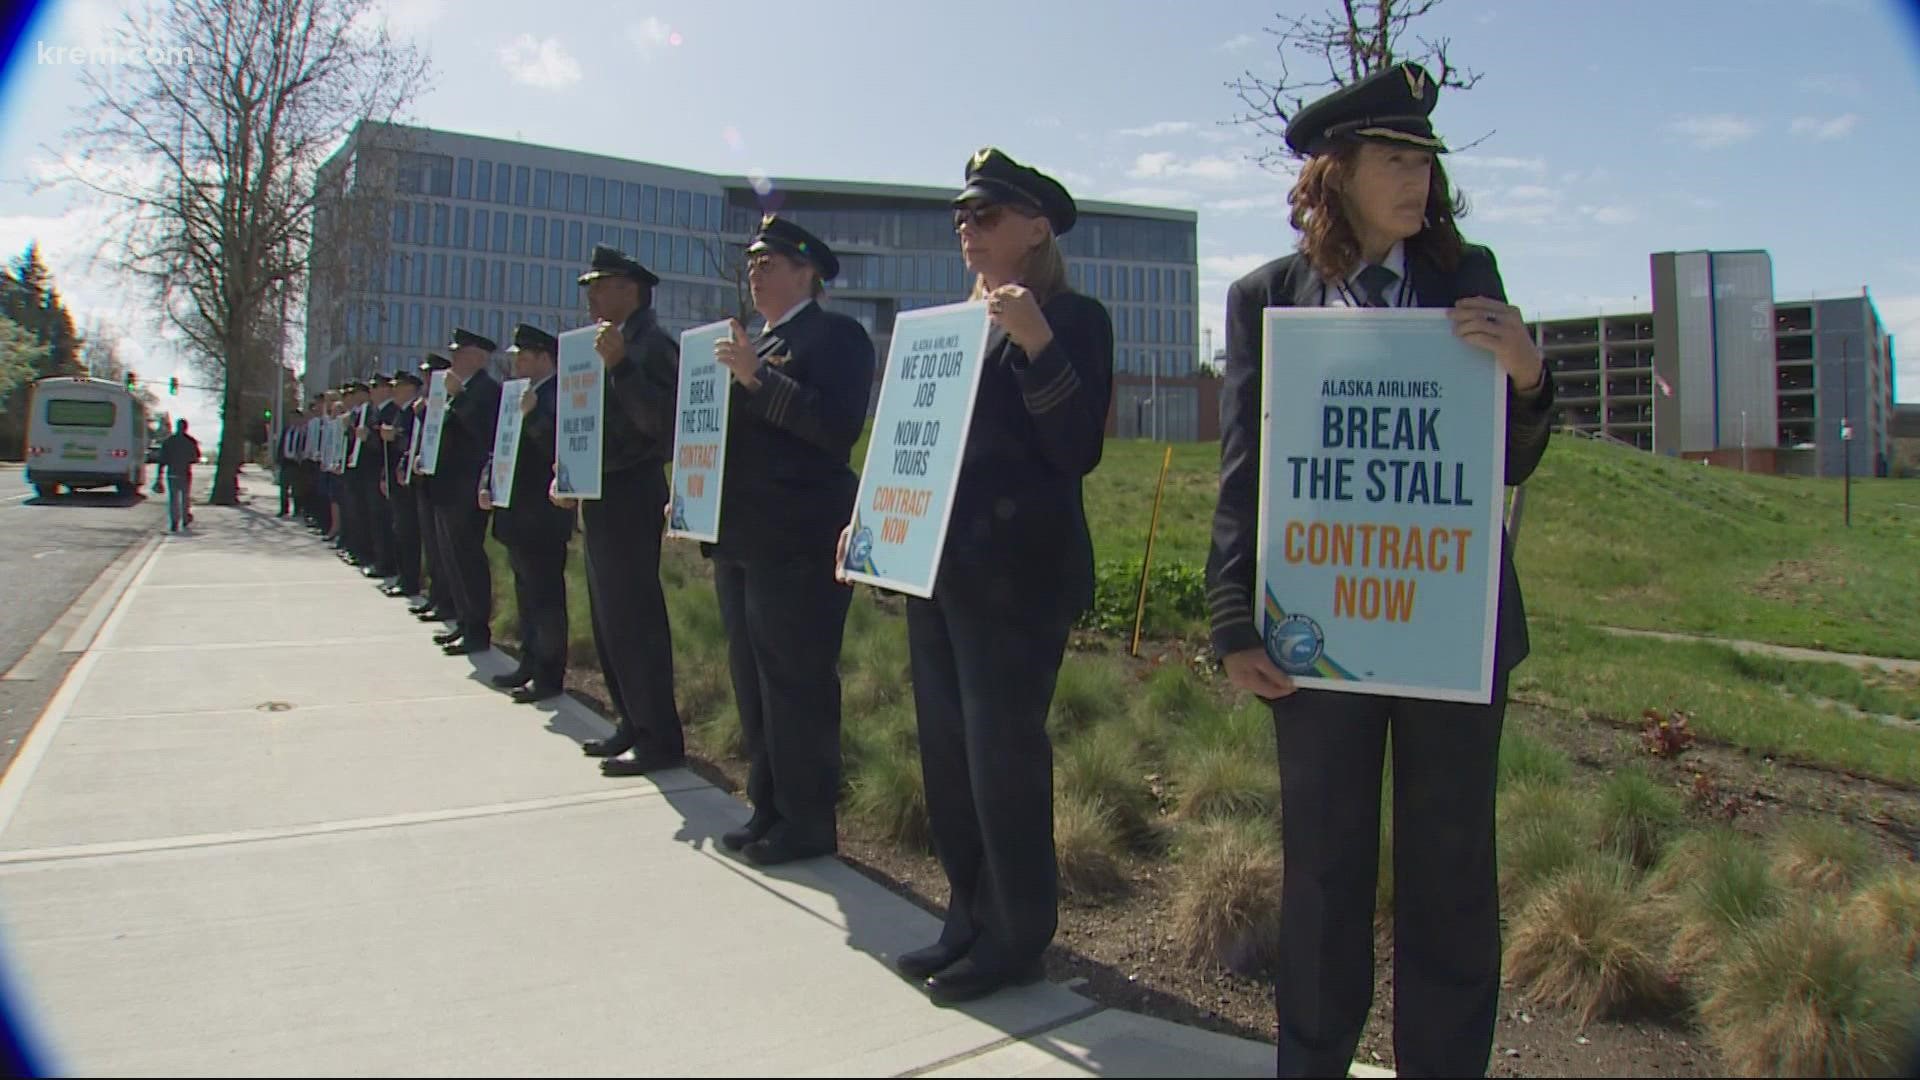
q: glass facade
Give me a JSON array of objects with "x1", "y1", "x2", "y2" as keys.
[{"x1": 311, "y1": 128, "x2": 1199, "y2": 435}]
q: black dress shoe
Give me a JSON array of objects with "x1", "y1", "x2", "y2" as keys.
[
  {"x1": 491, "y1": 669, "x2": 531, "y2": 690},
  {"x1": 599, "y1": 750, "x2": 685, "y2": 777},
  {"x1": 581, "y1": 735, "x2": 633, "y2": 758},
  {"x1": 442, "y1": 638, "x2": 489, "y2": 656},
  {"x1": 896, "y1": 942, "x2": 967, "y2": 981},
  {"x1": 924, "y1": 958, "x2": 1046, "y2": 1008},
  {"x1": 721, "y1": 817, "x2": 775, "y2": 852},
  {"x1": 415, "y1": 609, "x2": 448, "y2": 622},
  {"x1": 382, "y1": 586, "x2": 409, "y2": 598},
  {"x1": 432, "y1": 629, "x2": 464, "y2": 646},
  {"x1": 510, "y1": 683, "x2": 562, "y2": 704},
  {"x1": 742, "y1": 834, "x2": 835, "y2": 867},
  {"x1": 407, "y1": 598, "x2": 433, "y2": 612}
]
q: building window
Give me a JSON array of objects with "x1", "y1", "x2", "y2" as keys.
[
  {"x1": 587, "y1": 223, "x2": 602, "y2": 249},
  {"x1": 511, "y1": 214, "x2": 527, "y2": 255},
  {"x1": 1100, "y1": 265, "x2": 1112, "y2": 300},
  {"x1": 568, "y1": 173, "x2": 586, "y2": 214},
  {"x1": 431, "y1": 254, "x2": 445, "y2": 297},
  {"x1": 467, "y1": 259, "x2": 484, "y2": 301},
  {"x1": 451, "y1": 256, "x2": 466, "y2": 299},
  {"x1": 692, "y1": 193, "x2": 708, "y2": 234},
  {"x1": 550, "y1": 267, "x2": 564, "y2": 308},
  {"x1": 509, "y1": 262, "x2": 525, "y2": 304},
  {"x1": 1134, "y1": 267, "x2": 1146, "y2": 301},
  {"x1": 432, "y1": 204, "x2": 448, "y2": 247},
  {"x1": 548, "y1": 171, "x2": 568, "y2": 211},
  {"x1": 533, "y1": 169, "x2": 550, "y2": 209},
  {"x1": 1151, "y1": 308, "x2": 1161, "y2": 343},
  {"x1": 429, "y1": 306, "x2": 444, "y2": 348},
  {"x1": 451, "y1": 207, "x2": 468, "y2": 249},
  {"x1": 493, "y1": 163, "x2": 511, "y2": 205},
  {"x1": 673, "y1": 234, "x2": 689, "y2": 274},
  {"x1": 622, "y1": 227, "x2": 639, "y2": 258},
  {"x1": 589, "y1": 176, "x2": 606, "y2": 217},
  {"x1": 391, "y1": 204, "x2": 408, "y2": 244},
  {"x1": 623, "y1": 182, "x2": 640, "y2": 222},
  {"x1": 491, "y1": 261, "x2": 506, "y2": 302},
  {"x1": 473, "y1": 209, "x2": 489, "y2": 252},
  {"x1": 411, "y1": 202, "x2": 428, "y2": 244},
  {"x1": 409, "y1": 303, "x2": 423, "y2": 347},
  {"x1": 456, "y1": 158, "x2": 472, "y2": 199},
  {"x1": 512, "y1": 166, "x2": 528, "y2": 207},
  {"x1": 528, "y1": 264, "x2": 543, "y2": 307},
  {"x1": 643, "y1": 184, "x2": 658, "y2": 224},
  {"x1": 1150, "y1": 269, "x2": 1162, "y2": 304},
  {"x1": 641, "y1": 231, "x2": 656, "y2": 268},
  {"x1": 529, "y1": 216, "x2": 546, "y2": 258},
  {"x1": 675, "y1": 189, "x2": 692, "y2": 228},
  {"x1": 549, "y1": 220, "x2": 564, "y2": 262},
  {"x1": 410, "y1": 256, "x2": 426, "y2": 295},
  {"x1": 567, "y1": 221, "x2": 582, "y2": 262},
  {"x1": 492, "y1": 213, "x2": 509, "y2": 251},
  {"x1": 475, "y1": 161, "x2": 492, "y2": 201}
]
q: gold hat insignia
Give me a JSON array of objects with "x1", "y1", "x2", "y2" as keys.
[
  {"x1": 1403, "y1": 65, "x2": 1427, "y2": 101},
  {"x1": 760, "y1": 213, "x2": 778, "y2": 230},
  {"x1": 971, "y1": 148, "x2": 993, "y2": 171}
]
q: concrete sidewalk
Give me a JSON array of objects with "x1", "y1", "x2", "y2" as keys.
[{"x1": 0, "y1": 475, "x2": 1329, "y2": 1077}]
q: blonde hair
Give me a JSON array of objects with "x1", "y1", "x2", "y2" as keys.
[{"x1": 969, "y1": 211, "x2": 1070, "y2": 303}]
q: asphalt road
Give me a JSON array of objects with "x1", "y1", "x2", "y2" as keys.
[{"x1": 0, "y1": 464, "x2": 167, "y2": 770}]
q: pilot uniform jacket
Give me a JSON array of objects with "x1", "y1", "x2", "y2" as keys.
[
  {"x1": 710, "y1": 300, "x2": 875, "y2": 564},
  {"x1": 935, "y1": 290, "x2": 1114, "y2": 625},
  {"x1": 1205, "y1": 244, "x2": 1555, "y2": 675},
  {"x1": 491, "y1": 376, "x2": 574, "y2": 549},
  {"x1": 432, "y1": 369, "x2": 502, "y2": 510}
]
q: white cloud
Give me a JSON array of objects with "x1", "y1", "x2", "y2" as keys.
[
  {"x1": 1581, "y1": 204, "x2": 1638, "y2": 225},
  {"x1": 1201, "y1": 253, "x2": 1271, "y2": 281},
  {"x1": 1669, "y1": 114, "x2": 1759, "y2": 149},
  {"x1": 376, "y1": 0, "x2": 445, "y2": 35},
  {"x1": 1451, "y1": 154, "x2": 1547, "y2": 173},
  {"x1": 1476, "y1": 10, "x2": 1498, "y2": 23},
  {"x1": 1798, "y1": 73, "x2": 1864, "y2": 97},
  {"x1": 628, "y1": 16, "x2": 679, "y2": 53},
  {"x1": 1790, "y1": 114, "x2": 1860, "y2": 141},
  {"x1": 1219, "y1": 33, "x2": 1259, "y2": 51},
  {"x1": 1029, "y1": 115, "x2": 1063, "y2": 130},
  {"x1": 1099, "y1": 186, "x2": 1196, "y2": 209},
  {"x1": 498, "y1": 34, "x2": 581, "y2": 89},
  {"x1": 1118, "y1": 121, "x2": 1195, "y2": 138},
  {"x1": 1030, "y1": 161, "x2": 1093, "y2": 190},
  {"x1": 1505, "y1": 184, "x2": 1557, "y2": 201},
  {"x1": 1206, "y1": 190, "x2": 1292, "y2": 213},
  {"x1": 1127, "y1": 151, "x2": 1244, "y2": 182}
]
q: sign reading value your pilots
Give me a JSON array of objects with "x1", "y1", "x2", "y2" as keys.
[
  {"x1": 489, "y1": 378, "x2": 529, "y2": 508},
  {"x1": 555, "y1": 326, "x2": 604, "y2": 500},
  {"x1": 843, "y1": 301, "x2": 991, "y2": 598},
  {"x1": 417, "y1": 371, "x2": 450, "y2": 475},
  {"x1": 1256, "y1": 309, "x2": 1506, "y2": 704},
  {"x1": 666, "y1": 321, "x2": 732, "y2": 543}
]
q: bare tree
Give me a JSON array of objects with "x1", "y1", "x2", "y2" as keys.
[
  {"x1": 697, "y1": 230, "x2": 754, "y2": 327},
  {"x1": 1228, "y1": 0, "x2": 1483, "y2": 169},
  {"x1": 62, "y1": 0, "x2": 430, "y2": 503}
]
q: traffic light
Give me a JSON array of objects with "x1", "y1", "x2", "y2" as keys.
[
  {"x1": 168, "y1": 377, "x2": 179, "y2": 396},
  {"x1": 263, "y1": 408, "x2": 272, "y2": 421},
  {"x1": 124, "y1": 372, "x2": 136, "y2": 388}
]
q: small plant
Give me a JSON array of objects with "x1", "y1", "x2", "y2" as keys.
[
  {"x1": 846, "y1": 741, "x2": 930, "y2": 851},
  {"x1": 1700, "y1": 899, "x2": 1917, "y2": 1077},
  {"x1": 1055, "y1": 792, "x2": 1127, "y2": 898},
  {"x1": 1596, "y1": 766, "x2": 1685, "y2": 868},
  {"x1": 1169, "y1": 818, "x2": 1283, "y2": 976},
  {"x1": 1504, "y1": 861, "x2": 1678, "y2": 1024},
  {"x1": 1771, "y1": 818, "x2": 1878, "y2": 895},
  {"x1": 1640, "y1": 707, "x2": 1695, "y2": 758}
]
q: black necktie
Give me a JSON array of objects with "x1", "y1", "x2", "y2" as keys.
[{"x1": 1355, "y1": 264, "x2": 1398, "y2": 308}]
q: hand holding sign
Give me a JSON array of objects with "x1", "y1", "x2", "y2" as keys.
[
  {"x1": 519, "y1": 389, "x2": 537, "y2": 415},
  {"x1": 716, "y1": 320, "x2": 760, "y2": 390},
  {"x1": 548, "y1": 476, "x2": 578, "y2": 511},
  {"x1": 987, "y1": 285, "x2": 1053, "y2": 355},
  {"x1": 1450, "y1": 297, "x2": 1545, "y2": 392},
  {"x1": 1223, "y1": 648, "x2": 1296, "y2": 701}
]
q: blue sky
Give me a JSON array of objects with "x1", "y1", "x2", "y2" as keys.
[{"x1": 2, "y1": 0, "x2": 1919, "y2": 437}]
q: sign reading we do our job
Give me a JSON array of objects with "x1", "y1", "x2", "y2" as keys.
[
  {"x1": 1256, "y1": 308, "x2": 1507, "y2": 704},
  {"x1": 841, "y1": 301, "x2": 992, "y2": 598}
]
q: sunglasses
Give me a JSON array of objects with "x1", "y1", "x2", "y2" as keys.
[{"x1": 952, "y1": 203, "x2": 1014, "y2": 232}]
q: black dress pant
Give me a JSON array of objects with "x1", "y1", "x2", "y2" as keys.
[
  {"x1": 712, "y1": 551, "x2": 851, "y2": 849},
  {"x1": 1267, "y1": 678, "x2": 1508, "y2": 1079},
  {"x1": 507, "y1": 535, "x2": 569, "y2": 689},
  {"x1": 907, "y1": 596, "x2": 1071, "y2": 975},
  {"x1": 417, "y1": 486, "x2": 454, "y2": 611},
  {"x1": 434, "y1": 499, "x2": 492, "y2": 643},
  {"x1": 580, "y1": 465, "x2": 681, "y2": 757},
  {"x1": 391, "y1": 480, "x2": 424, "y2": 595}
]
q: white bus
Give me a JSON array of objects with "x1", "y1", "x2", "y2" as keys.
[{"x1": 24, "y1": 377, "x2": 150, "y2": 498}]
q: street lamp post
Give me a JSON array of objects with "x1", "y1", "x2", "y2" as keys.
[{"x1": 1841, "y1": 334, "x2": 1853, "y2": 528}]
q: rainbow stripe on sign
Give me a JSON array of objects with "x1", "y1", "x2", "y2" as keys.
[{"x1": 1262, "y1": 587, "x2": 1359, "y2": 681}]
